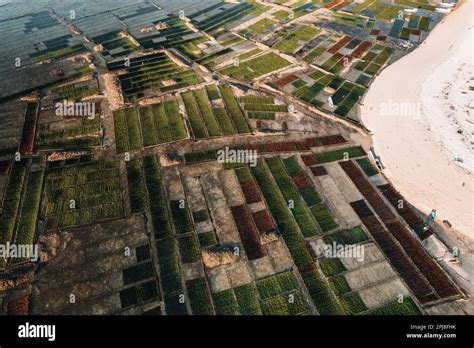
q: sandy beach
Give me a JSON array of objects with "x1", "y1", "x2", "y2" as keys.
[{"x1": 361, "y1": 0, "x2": 474, "y2": 239}]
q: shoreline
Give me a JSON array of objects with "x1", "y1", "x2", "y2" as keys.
[{"x1": 360, "y1": 0, "x2": 474, "y2": 239}]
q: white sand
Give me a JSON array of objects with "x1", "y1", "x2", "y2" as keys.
[
  {"x1": 421, "y1": 35, "x2": 474, "y2": 171},
  {"x1": 361, "y1": 0, "x2": 474, "y2": 238}
]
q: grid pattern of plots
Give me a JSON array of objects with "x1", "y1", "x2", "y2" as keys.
[{"x1": 0, "y1": 9, "x2": 84, "y2": 75}]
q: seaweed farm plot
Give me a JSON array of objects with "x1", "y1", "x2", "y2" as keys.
[
  {"x1": 377, "y1": 183, "x2": 432, "y2": 240},
  {"x1": 36, "y1": 104, "x2": 102, "y2": 151},
  {"x1": 352, "y1": 44, "x2": 395, "y2": 86},
  {"x1": 43, "y1": 161, "x2": 123, "y2": 231},
  {"x1": 211, "y1": 271, "x2": 311, "y2": 315},
  {"x1": 230, "y1": 205, "x2": 265, "y2": 260},
  {"x1": 250, "y1": 160, "x2": 314, "y2": 268},
  {"x1": 29, "y1": 214, "x2": 161, "y2": 315},
  {"x1": 301, "y1": 31, "x2": 346, "y2": 65},
  {"x1": 141, "y1": 158, "x2": 203, "y2": 313},
  {"x1": 0, "y1": 9, "x2": 91, "y2": 101},
  {"x1": 256, "y1": 272, "x2": 311, "y2": 315},
  {"x1": 0, "y1": 10, "x2": 86, "y2": 72},
  {"x1": 271, "y1": 1, "x2": 318, "y2": 24},
  {"x1": 91, "y1": 30, "x2": 139, "y2": 60},
  {"x1": 342, "y1": 162, "x2": 461, "y2": 304},
  {"x1": 220, "y1": 52, "x2": 292, "y2": 81},
  {"x1": 196, "y1": 47, "x2": 234, "y2": 70},
  {"x1": 181, "y1": 90, "x2": 221, "y2": 139},
  {"x1": 295, "y1": 36, "x2": 397, "y2": 107},
  {"x1": 19, "y1": 102, "x2": 39, "y2": 155},
  {"x1": 181, "y1": 85, "x2": 257, "y2": 139},
  {"x1": 349, "y1": 199, "x2": 437, "y2": 304},
  {"x1": 329, "y1": 11, "x2": 377, "y2": 31},
  {"x1": 281, "y1": 156, "x2": 338, "y2": 233},
  {"x1": 190, "y1": 1, "x2": 256, "y2": 36},
  {"x1": 0, "y1": 0, "x2": 465, "y2": 320},
  {"x1": 266, "y1": 157, "x2": 321, "y2": 238},
  {"x1": 340, "y1": 160, "x2": 396, "y2": 223},
  {"x1": 272, "y1": 25, "x2": 321, "y2": 55},
  {"x1": 113, "y1": 100, "x2": 187, "y2": 154},
  {"x1": 345, "y1": 0, "x2": 441, "y2": 41},
  {"x1": 269, "y1": 68, "x2": 366, "y2": 120},
  {"x1": 142, "y1": 156, "x2": 173, "y2": 240},
  {"x1": 51, "y1": 79, "x2": 99, "y2": 103},
  {"x1": 309, "y1": 37, "x2": 392, "y2": 85},
  {"x1": 107, "y1": 52, "x2": 204, "y2": 102},
  {"x1": 389, "y1": 13, "x2": 437, "y2": 42},
  {"x1": 235, "y1": 166, "x2": 262, "y2": 204},
  {"x1": 317, "y1": 257, "x2": 367, "y2": 314},
  {"x1": 248, "y1": 160, "x2": 343, "y2": 314},
  {"x1": 126, "y1": 159, "x2": 147, "y2": 214},
  {"x1": 0, "y1": 160, "x2": 28, "y2": 269},
  {"x1": 218, "y1": 85, "x2": 251, "y2": 134},
  {"x1": 301, "y1": 146, "x2": 366, "y2": 166},
  {"x1": 346, "y1": 0, "x2": 406, "y2": 21},
  {"x1": 12, "y1": 162, "x2": 45, "y2": 262},
  {"x1": 313, "y1": 225, "x2": 423, "y2": 314},
  {"x1": 239, "y1": 18, "x2": 278, "y2": 39},
  {"x1": 238, "y1": 95, "x2": 289, "y2": 121},
  {"x1": 131, "y1": 17, "x2": 207, "y2": 60},
  {"x1": 0, "y1": 100, "x2": 30, "y2": 156},
  {"x1": 195, "y1": 40, "x2": 262, "y2": 71}
]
